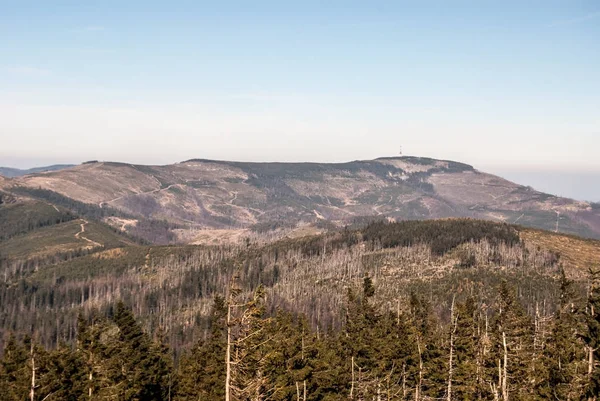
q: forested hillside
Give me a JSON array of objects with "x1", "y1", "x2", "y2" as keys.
[
  {"x1": 2, "y1": 265, "x2": 600, "y2": 400},
  {"x1": 2, "y1": 215, "x2": 600, "y2": 400}
]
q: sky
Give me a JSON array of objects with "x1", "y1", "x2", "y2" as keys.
[{"x1": 1, "y1": 1, "x2": 599, "y2": 199}]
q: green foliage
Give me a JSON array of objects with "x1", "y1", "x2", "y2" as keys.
[
  {"x1": 0, "y1": 277, "x2": 596, "y2": 401},
  {"x1": 583, "y1": 269, "x2": 600, "y2": 399},
  {"x1": 0, "y1": 335, "x2": 30, "y2": 400},
  {"x1": 175, "y1": 296, "x2": 226, "y2": 400},
  {"x1": 0, "y1": 219, "x2": 130, "y2": 260},
  {"x1": 0, "y1": 201, "x2": 75, "y2": 241},
  {"x1": 362, "y1": 218, "x2": 520, "y2": 255},
  {"x1": 541, "y1": 270, "x2": 586, "y2": 399}
]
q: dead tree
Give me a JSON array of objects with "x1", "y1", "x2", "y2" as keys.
[{"x1": 447, "y1": 296, "x2": 458, "y2": 401}]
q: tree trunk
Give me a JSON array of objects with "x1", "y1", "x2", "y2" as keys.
[
  {"x1": 88, "y1": 371, "x2": 93, "y2": 399},
  {"x1": 502, "y1": 332, "x2": 508, "y2": 401},
  {"x1": 447, "y1": 296, "x2": 457, "y2": 401},
  {"x1": 402, "y1": 363, "x2": 406, "y2": 400},
  {"x1": 225, "y1": 301, "x2": 232, "y2": 401},
  {"x1": 30, "y1": 343, "x2": 35, "y2": 401},
  {"x1": 303, "y1": 380, "x2": 307, "y2": 401},
  {"x1": 350, "y1": 356, "x2": 355, "y2": 400},
  {"x1": 416, "y1": 339, "x2": 423, "y2": 401}
]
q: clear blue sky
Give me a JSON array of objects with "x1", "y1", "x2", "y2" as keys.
[{"x1": 1, "y1": 1, "x2": 599, "y2": 182}]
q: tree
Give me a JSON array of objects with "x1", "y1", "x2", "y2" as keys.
[
  {"x1": 539, "y1": 270, "x2": 587, "y2": 399},
  {"x1": 101, "y1": 301, "x2": 171, "y2": 400},
  {"x1": 0, "y1": 335, "x2": 30, "y2": 400},
  {"x1": 409, "y1": 292, "x2": 445, "y2": 400},
  {"x1": 582, "y1": 269, "x2": 600, "y2": 401},
  {"x1": 453, "y1": 297, "x2": 488, "y2": 400},
  {"x1": 176, "y1": 295, "x2": 227, "y2": 400},
  {"x1": 490, "y1": 281, "x2": 535, "y2": 401},
  {"x1": 38, "y1": 343, "x2": 85, "y2": 401}
]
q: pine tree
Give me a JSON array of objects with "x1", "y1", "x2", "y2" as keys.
[
  {"x1": 409, "y1": 292, "x2": 445, "y2": 400},
  {"x1": 452, "y1": 297, "x2": 485, "y2": 400},
  {"x1": 261, "y1": 311, "x2": 316, "y2": 401},
  {"x1": 76, "y1": 313, "x2": 109, "y2": 399},
  {"x1": 103, "y1": 301, "x2": 171, "y2": 400},
  {"x1": 490, "y1": 281, "x2": 535, "y2": 401},
  {"x1": 541, "y1": 270, "x2": 587, "y2": 399},
  {"x1": 583, "y1": 269, "x2": 600, "y2": 401},
  {"x1": 38, "y1": 343, "x2": 85, "y2": 401},
  {"x1": 0, "y1": 335, "x2": 30, "y2": 401},
  {"x1": 176, "y1": 295, "x2": 227, "y2": 400}
]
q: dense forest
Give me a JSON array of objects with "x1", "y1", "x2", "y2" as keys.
[{"x1": 2, "y1": 271, "x2": 600, "y2": 400}]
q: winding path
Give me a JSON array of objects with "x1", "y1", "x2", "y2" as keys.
[{"x1": 75, "y1": 220, "x2": 103, "y2": 248}]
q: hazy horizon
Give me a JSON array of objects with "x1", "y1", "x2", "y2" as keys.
[{"x1": 1, "y1": 1, "x2": 599, "y2": 198}]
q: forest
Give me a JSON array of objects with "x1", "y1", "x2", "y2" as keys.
[
  {"x1": 2, "y1": 271, "x2": 600, "y2": 400},
  {"x1": 1, "y1": 217, "x2": 600, "y2": 400}
]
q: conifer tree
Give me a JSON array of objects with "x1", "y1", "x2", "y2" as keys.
[
  {"x1": 490, "y1": 281, "x2": 535, "y2": 401},
  {"x1": 453, "y1": 296, "x2": 489, "y2": 400},
  {"x1": 409, "y1": 292, "x2": 445, "y2": 400},
  {"x1": 224, "y1": 279, "x2": 274, "y2": 401},
  {"x1": 176, "y1": 295, "x2": 227, "y2": 400},
  {"x1": 103, "y1": 301, "x2": 171, "y2": 400},
  {"x1": 38, "y1": 343, "x2": 85, "y2": 401},
  {"x1": 76, "y1": 313, "x2": 109, "y2": 400},
  {"x1": 541, "y1": 270, "x2": 587, "y2": 399},
  {"x1": 0, "y1": 335, "x2": 30, "y2": 400},
  {"x1": 231, "y1": 285, "x2": 274, "y2": 401},
  {"x1": 583, "y1": 269, "x2": 600, "y2": 401}
]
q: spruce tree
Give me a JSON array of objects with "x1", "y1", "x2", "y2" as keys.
[
  {"x1": 176, "y1": 295, "x2": 227, "y2": 400},
  {"x1": 0, "y1": 335, "x2": 29, "y2": 401},
  {"x1": 583, "y1": 269, "x2": 600, "y2": 401},
  {"x1": 541, "y1": 270, "x2": 587, "y2": 399},
  {"x1": 409, "y1": 292, "x2": 445, "y2": 400},
  {"x1": 452, "y1": 297, "x2": 485, "y2": 400},
  {"x1": 38, "y1": 343, "x2": 85, "y2": 401},
  {"x1": 490, "y1": 281, "x2": 535, "y2": 401},
  {"x1": 104, "y1": 301, "x2": 171, "y2": 400}
]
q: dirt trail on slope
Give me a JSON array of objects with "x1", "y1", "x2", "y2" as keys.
[
  {"x1": 75, "y1": 220, "x2": 103, "y2": 248},
  {"x1": 100, "y1": 184, "x2": 180, "y2": 208}
]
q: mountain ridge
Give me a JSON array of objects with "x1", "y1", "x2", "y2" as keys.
[
  {"x1": 2, "y1": 156, "x2": 599, "y2": 241},
  {"x1": 0, "y1": 164, "x2": 75, "y2": 178}
]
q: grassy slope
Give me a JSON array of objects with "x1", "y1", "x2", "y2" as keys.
[
  {"x1": 519, "y1": 228, "x2": 600, "y2": 278},
  {"x1": 0, "y1": 219, "x2": 133, "y2": 259}
]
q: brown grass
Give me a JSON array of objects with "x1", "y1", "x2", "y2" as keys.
[{"x1": 520, "y1": 228, "x2": 600, "y2": 279}]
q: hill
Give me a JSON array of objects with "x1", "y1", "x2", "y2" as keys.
[
  {"x1": 0, "y1": 197, "x2": 136, "y2": 281},
  {"x1": 0, "y1": 164, "x2": 74, "y2": 178},
  {"x1": 2, "y1": 156, "x2": 599, "y2": 241}
]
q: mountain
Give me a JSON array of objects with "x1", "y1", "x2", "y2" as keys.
[
  {"x1": 0, "y1": 164, "x2": 75, "y2": 178},
  {"x1": 3, "y1": 163, "x2": 600, "y2": 399},
  {"x1": 2, "y1": 156, "x2": 599, "y2": 241}
]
